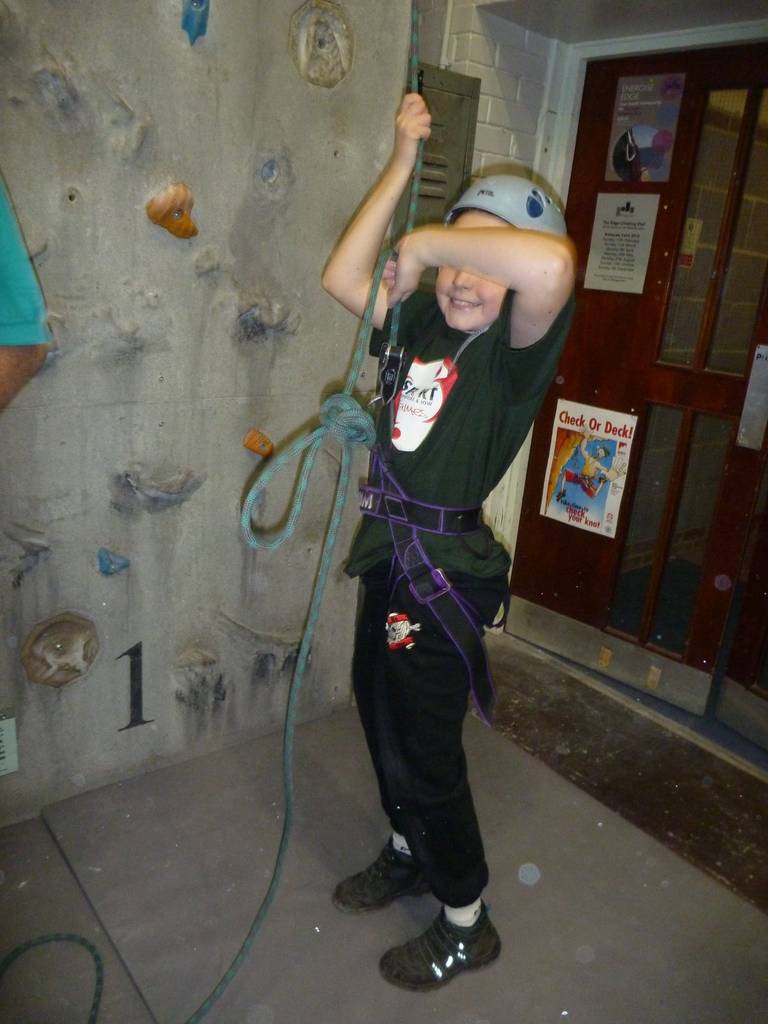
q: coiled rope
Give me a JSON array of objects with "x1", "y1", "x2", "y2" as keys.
[
  {"x1": 0, "y1": 934, "x2": 103, "y2": 1024},
  {"x1": 0, "y1": 8, "x2": 424, "y2": 1022}
]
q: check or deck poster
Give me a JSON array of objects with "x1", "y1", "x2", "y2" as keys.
[
  {"x1": 606, "y1": 73, "x2": 685, "y2": 183},
  {"x1": 541, "y1": 400, "x2": 638, "y2": 537}
]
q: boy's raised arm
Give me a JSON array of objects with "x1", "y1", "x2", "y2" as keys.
[
  {"x1": 389, "y1": 223, "x2": 576, "y2": 349},
  {"x1": 322, "y1": 93, "x2": 431, "y2": 331}
]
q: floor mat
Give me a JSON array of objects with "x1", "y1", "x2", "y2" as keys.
[
  {"x1": 487, "y1": 633, "x2": 768, "y2": 914},
  {"x1": 40, "y1": 707, "x2": 768, "y2": 1023}
]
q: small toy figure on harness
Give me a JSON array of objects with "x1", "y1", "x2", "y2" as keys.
[{"x1": 385, "y1": 612, "x2": 421, "y2": 650}]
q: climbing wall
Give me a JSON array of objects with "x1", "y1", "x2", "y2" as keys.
[{"x1": 0, "y1": 0, "x2": 411, "y2": 824}]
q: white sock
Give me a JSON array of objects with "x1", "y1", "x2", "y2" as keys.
[
  {"x1": 444, "y1": 897, "x2": 482, "y2": 927},
  {"x1": 391, "y1": 831, "x2": 412, "y2": 857}
]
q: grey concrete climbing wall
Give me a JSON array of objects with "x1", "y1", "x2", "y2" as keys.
[{"x1": 0, "y1": 0, "x2": 411, "y2": 824}]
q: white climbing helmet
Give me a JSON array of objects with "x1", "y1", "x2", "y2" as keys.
[{"x1": 446, "y1": 175, "x2": 567, "y2": 236}]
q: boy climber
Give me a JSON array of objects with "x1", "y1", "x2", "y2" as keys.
[{"x1": 322, "y1": 92, "x2": 576, "y2": 991}]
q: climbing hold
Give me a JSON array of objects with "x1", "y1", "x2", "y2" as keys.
[
  {"x1": 32, "y1": 67, "x2": 89, "y2": 132},
  {"x1": 243, "y1": 429, "x2": 274, "y2": 458},
  {"x1": 107, "y1": 93, "x2": 152, "y2": 163},
  {"x1": 2, "y1": 523, "x2": 50, "y2": 587},
  {"x1": 146, "y1": 183, "x2": 198, "y2": 239},
  {"x1": 253, "y1": 147, "x2": 295, "y2": 205},
  {"x1": 261, "y1": 159, "x2": 280, "y2": 185},
  {"x1": 173, "y1": 641, "x2": 225, "y2": 713},
  {"x1": 96, "y1": 548, "x2": 130, "y2": 576},
  {"x1": 289, "y1": 0, "x2": 353, "y2": 89},
  {"x1": 114, "y1": 118, "x2": 151, "y2": 162},
  {"x1": 110, "y1": 468, "x2": 207, "y2": 514},
  {"x1": 175, "y1": 641, "x2": 218, "y2": 669},
  {"x1": 20, "y1": 612, "x2": 100, "y2": 688},
  {"x1": 194, "y1": 248, "x2": 220, "y2": 275},
  {"x1": 237, "y1": 292, "x2": 299, "y2": 340},
  {"x1": 182, "y1": 0, "x2": 210, "y2": 45}
]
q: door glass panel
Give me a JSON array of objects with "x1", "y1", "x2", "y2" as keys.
[
  {"x1": 650, "y1": 414, "x2": 732, "y2": 654},
  {"x1": 707, "y1": 90, "x2": 768, "y2": 374},
  {"x1": 658, "y1": 90, "x2": 747, "y2": 367},
  {"x1": 609, "y1": 405, "x2": 683, "y2": 638}
]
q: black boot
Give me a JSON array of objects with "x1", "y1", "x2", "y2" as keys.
[
  {"x1": 332, "y1": 840, "x2": 430, "y2": 913},
  {"x1": 379, "y1": 904, "x2": 501, "y2": 990}
]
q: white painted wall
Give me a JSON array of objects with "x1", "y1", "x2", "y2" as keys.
[
  {"x1": 444, "y1": 0, "x2": 553, "y2": 177},
  {"x1": 415, "y1": 0, "x2": 452, "y2": 67},
  {"x1": 439, "y1": 0, "x2": 558, "y2": 554}
]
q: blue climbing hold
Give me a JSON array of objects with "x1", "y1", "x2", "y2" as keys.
[
  {"x1": 182, "y1": 0, "x2": 209, "y2": 45},
  {"x1": 97, "y1": 548, "x2": 130, "y2": 576}
]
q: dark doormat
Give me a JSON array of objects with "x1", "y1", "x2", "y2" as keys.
[{"x1": 485, "y1": 633, "x2": 768, "y2": 915}]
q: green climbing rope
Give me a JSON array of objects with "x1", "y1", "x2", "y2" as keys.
[
  {"x1": 0, "y1": 8, "x2": 425, "y2": 1022},
  {"x1": 0, "y1": 934, "x2": 104, "y2": 1024}
]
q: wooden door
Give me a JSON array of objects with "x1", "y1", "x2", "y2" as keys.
[{"x1": 508, "y1": 45, "x2": 768, "y2": 717}]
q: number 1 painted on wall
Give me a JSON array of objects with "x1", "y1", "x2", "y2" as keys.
[{"x1": 118, "y1": 642, "x2": 154, "y2": 731}]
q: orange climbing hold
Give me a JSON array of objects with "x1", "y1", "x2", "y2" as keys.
[
  {"x1": 243, "y1": 429, "x2": 274, "y2": 458},
  {"x1": 145, "y1": 182, "x2": 198, "y2": 238}
]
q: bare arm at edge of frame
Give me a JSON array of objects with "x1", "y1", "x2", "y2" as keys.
[{"x1": 0, "y1": 344, "x2": 48, "y2": 411}]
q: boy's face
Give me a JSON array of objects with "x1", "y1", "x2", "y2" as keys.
[{"x1": 436, "y1": 210, "x2": 509, "y2": 333}]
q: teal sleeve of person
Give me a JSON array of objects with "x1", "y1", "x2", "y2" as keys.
[{"x1": 0, "y1": 176, "x2": 52, "y2": 346}]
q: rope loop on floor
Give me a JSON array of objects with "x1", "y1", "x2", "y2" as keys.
[{"x1": 0, "y1": 933, "x2": 104, "y2": 1024}]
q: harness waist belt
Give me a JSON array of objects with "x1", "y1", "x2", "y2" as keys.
[{"x1": 360, "y1": 486, "x2": 482, "y2": 535}]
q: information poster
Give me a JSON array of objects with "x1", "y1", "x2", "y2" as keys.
[
  {"x1": 541, "y1": 400, "x2": 638, "y2": 538},
  {"x1": 584, "y1": 193, "x2": 660, "y2": 294},
  {"x1": 0, "y1": 716, "x2": 18, "y2": 777},
  {"x1": 606, "y1": 73, "x2": 685, "y2": 183}
]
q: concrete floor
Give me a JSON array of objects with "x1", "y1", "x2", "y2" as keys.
[
  {"x1": 2, "y1": 684, "x2": 767, "y2": 1023},
  {"x1": 489, "y1": 634, "x2": 768, "y2": 913}
]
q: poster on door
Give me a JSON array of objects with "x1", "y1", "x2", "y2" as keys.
[
  {"x1": 584, "y1": 193, "x2": 660, "y2": 293},
  {"x1": 541, "y1": 400, "x2": 638, "y2": 537},
  {"x1": 605, "y1": 73, "x2": 685, "y2": 182}
]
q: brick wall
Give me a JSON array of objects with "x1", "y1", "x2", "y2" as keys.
[
  {"x1": 415, "y1": 0, "x2": 451, "y2": 67},
  {"x1": 445, "y1": 1, "x2": 554, "y2": 176},
  {"x1": 441, "y1": 3, "x2": 558, "y2": 555}
]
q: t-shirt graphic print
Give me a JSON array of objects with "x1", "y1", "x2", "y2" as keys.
[{"x1": 391, "y1": 356, "x2": 458, "y2": 451}]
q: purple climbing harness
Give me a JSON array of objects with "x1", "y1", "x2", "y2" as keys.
[
  {"x1": 361, "y1": 447, "x2": 497, "y2": 725},
  {"x1": 359, "y1": 483, "x2": 483, "y2": 536}
]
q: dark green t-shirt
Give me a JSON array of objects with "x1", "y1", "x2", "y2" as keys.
[{"x1": 346, "y1": 289, "x2": 575, "y2": 579}]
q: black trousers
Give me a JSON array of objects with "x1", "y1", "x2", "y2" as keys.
[{"x1": 352, "y1": 564, "x2": 507, "y2": 908}]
